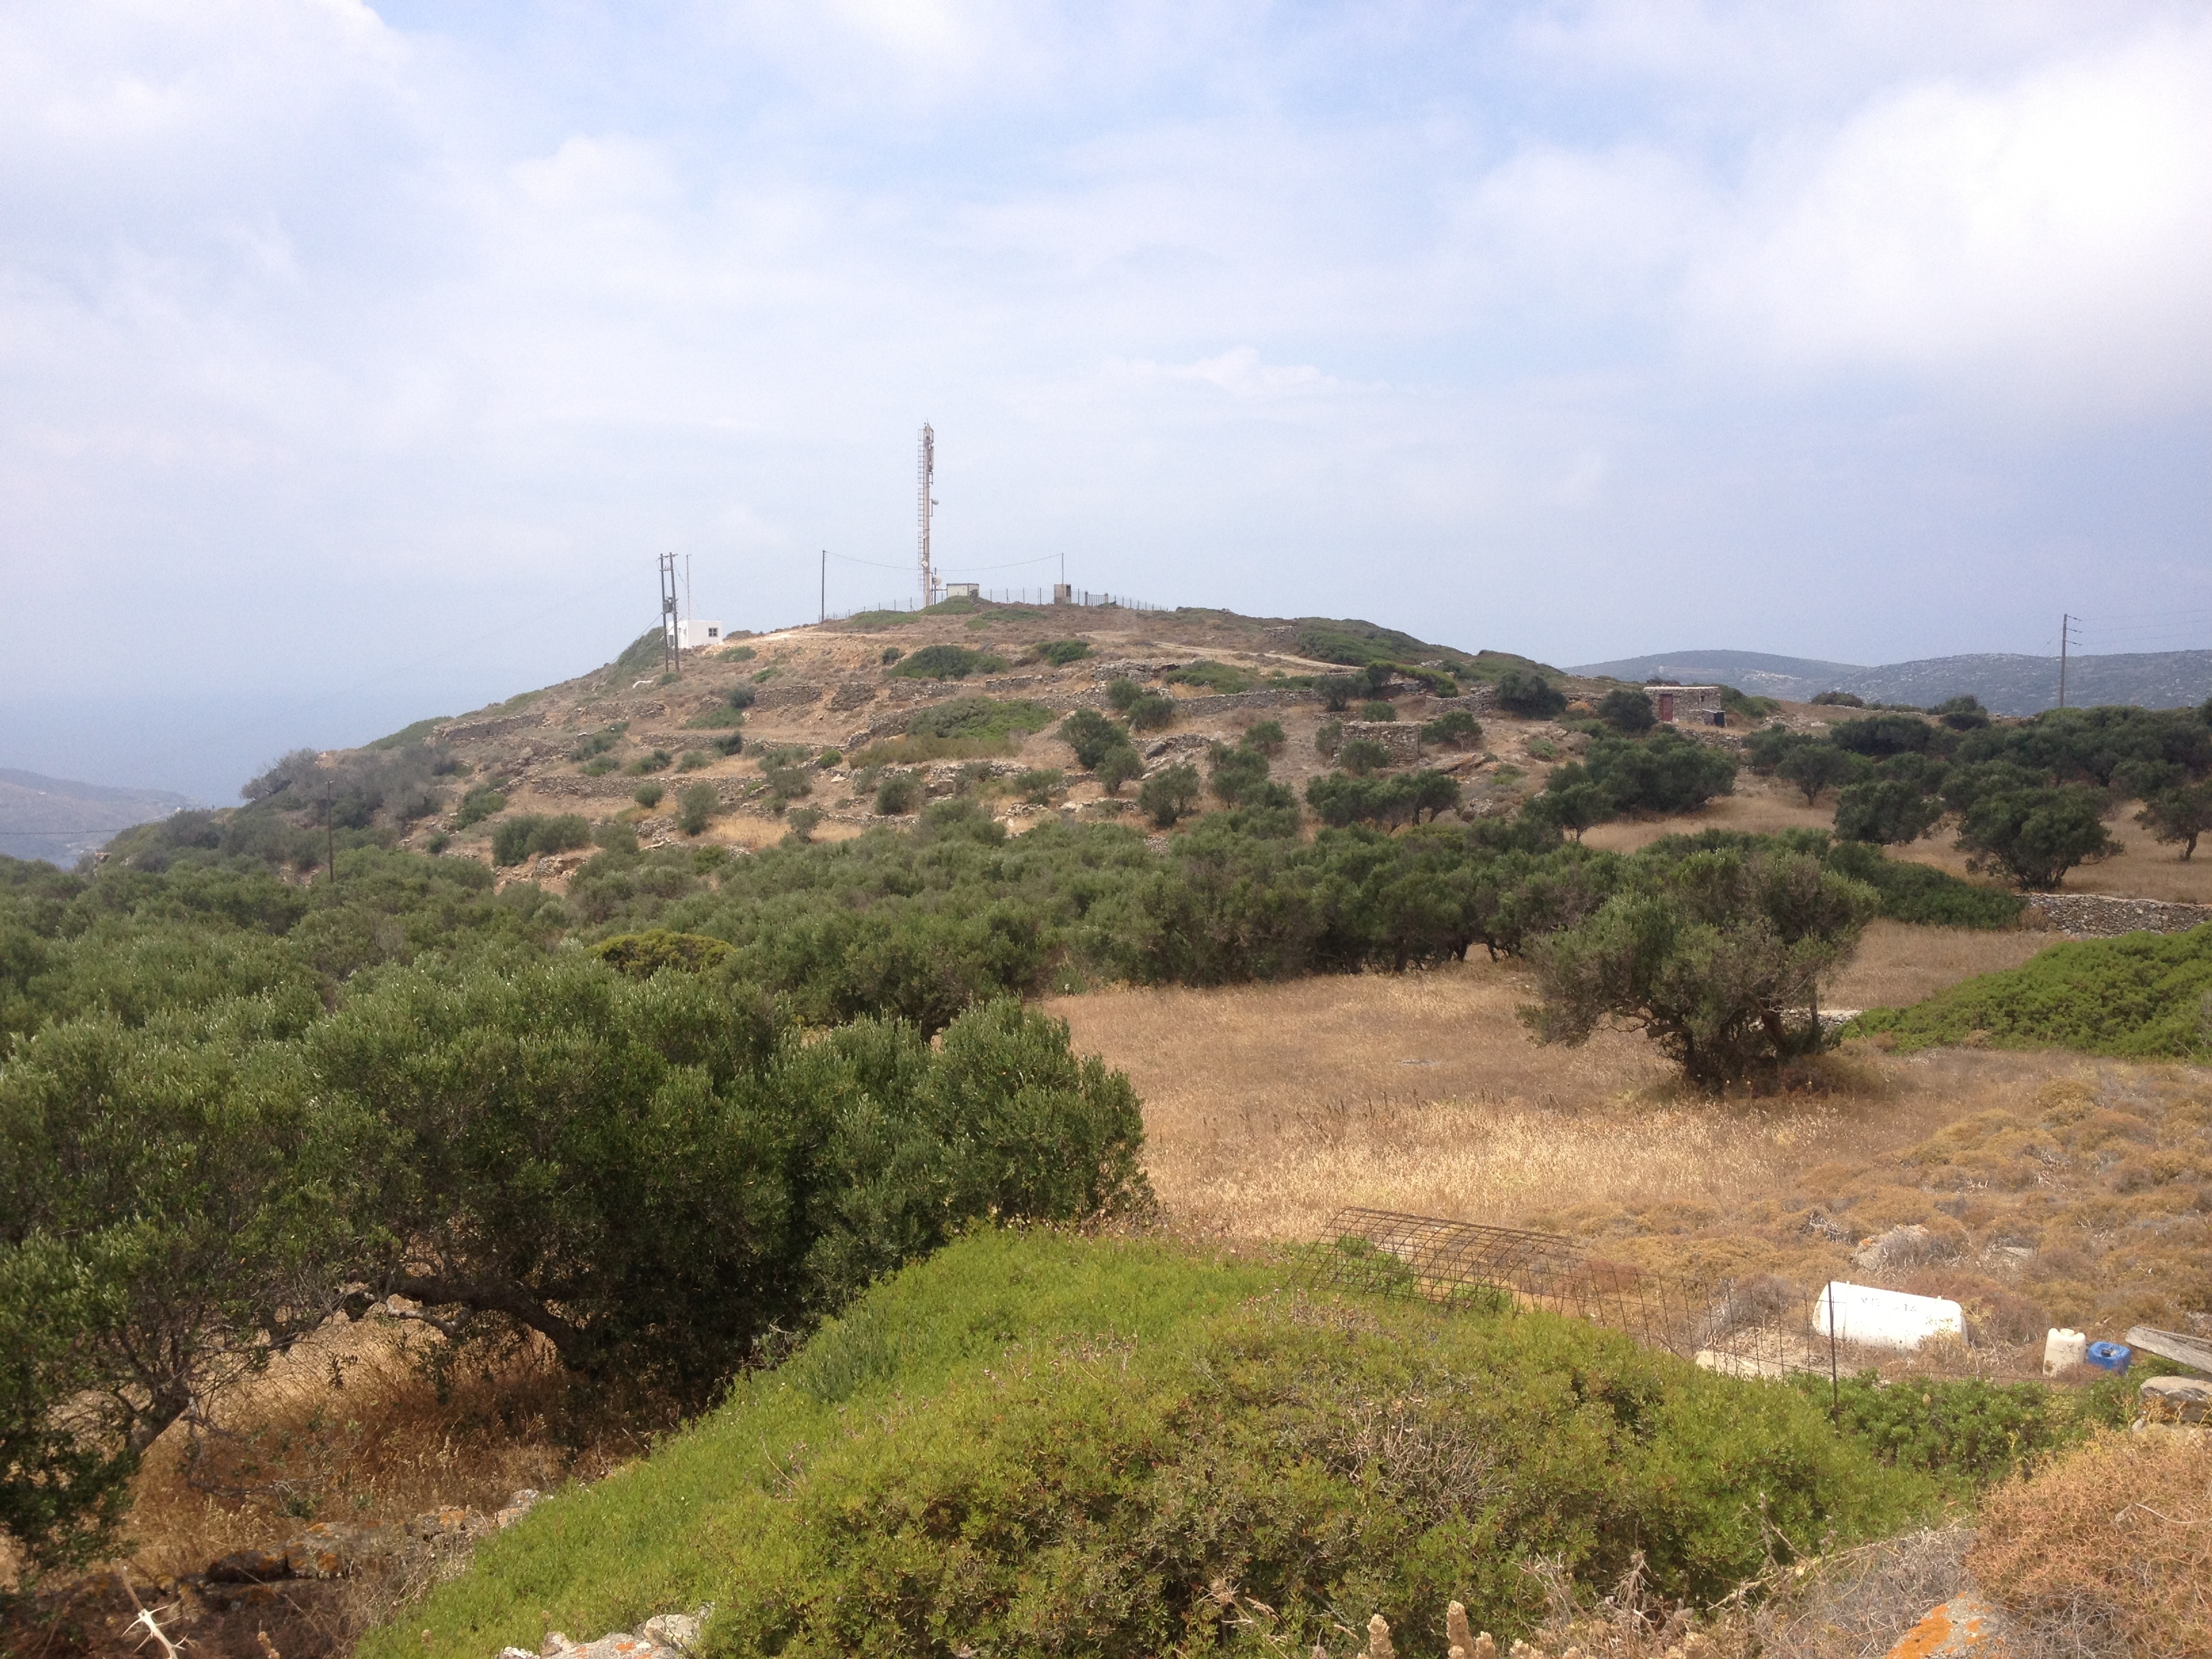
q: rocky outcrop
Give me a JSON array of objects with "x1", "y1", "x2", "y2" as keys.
[{"x1": 508, "y1": 1606, "x2": 710, "y2": 1659}]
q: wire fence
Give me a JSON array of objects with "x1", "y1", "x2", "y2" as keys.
[
  {"x1": 830, "y1": 590, "x2": 1165, "y2": 617},
  {"x1": 1298, "y1": 1208, "x2": 1841, "y2": 1383}
]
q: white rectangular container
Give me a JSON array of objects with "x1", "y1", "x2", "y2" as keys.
[{"x1": 1811, "y1": 1282, "x2": 1965, "y2": 1352}]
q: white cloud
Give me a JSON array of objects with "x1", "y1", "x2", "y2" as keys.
[{"x1": 1683, "y1": 23, "x2": 2212, "y2": 414}]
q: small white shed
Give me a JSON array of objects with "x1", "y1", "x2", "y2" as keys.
[{"x1": 677, "y1": 619, "x2": 726, "y2": 651}]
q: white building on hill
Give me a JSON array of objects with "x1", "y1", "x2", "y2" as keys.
[{"x1": 676, "y1": 619, "x2": 726, "y2": 650}]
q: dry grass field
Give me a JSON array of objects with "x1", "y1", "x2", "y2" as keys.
[{"x1": 1049, "y1": 952, "x2": 2212, "y2": 1349}]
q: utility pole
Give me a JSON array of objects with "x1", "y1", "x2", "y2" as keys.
[
  {"x1": 659, "y1": 552, "x2": 681, "y2": 676},
  {"x1": 820, "y1": 550, "x2": 827, "y2": 623},
  {"x1": 2058, "y1": 613, "x2": 2077, "y2": 708}
]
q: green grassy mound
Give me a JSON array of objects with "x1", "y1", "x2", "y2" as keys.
[
  {"x1": 363, "y1": 1233, "x2": 1931, "y2": 1659},
  {"x1": 1850, "y1": 924, "x2": 2212, "y2": 1057}
]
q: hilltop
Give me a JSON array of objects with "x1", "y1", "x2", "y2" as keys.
[
  {"x1": 1574, "y1": 644, "x2": 2212, "y2": 715},
  {"x1": 114, "y1": 602, "x2": 1583, "y2": 881}
]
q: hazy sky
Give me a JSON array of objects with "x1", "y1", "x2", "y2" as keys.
[{"x1": 5, "y1": 2, "x2": 2211, "y2": 802}]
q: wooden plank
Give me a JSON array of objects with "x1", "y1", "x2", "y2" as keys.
[{"x1": 2125, "y1": 1325, "x2": 2212, "y2": 1374}]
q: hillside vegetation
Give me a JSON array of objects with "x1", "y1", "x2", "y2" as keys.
[
  {"x1": 1851, "y1": 924, "x2": 2212, "y2": 1057},
  {"x1": 360, "y1": 1231, "x2": 1933, "y2": 1659}
]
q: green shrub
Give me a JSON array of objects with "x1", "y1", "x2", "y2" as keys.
[
  {"x1": 570, "y1": 726, "x2": 626, "y2": 762},
  {"x1": 1315, "y1": 673, "x2": 1361, "y2": 712},
  {"x1": 1821, "y1": 840, "x2": 2024, "y2": 927},
  {"x1": 1315, "y1": 718, "x2": 1344, "y2": 760},
  {"x1": 762, "y1": 766, "x2": 812, "y2": 806},
  {"x1": 1932, "y1": 695, "x2": 1990, "y2": 731},
  {"x1": 1420, "y1": 709, "x2": 1482, "y2": 748},
  {"x1": 1125, "y1": 692, "x2": 1177, "y2": 732},
  {"x1": 1240, "y1": 718, "x2": 1286, "y2": 756},
  {"x1": 1357, "y1": 699, "x2": 1396, "y2": 721},
  {"x1": 1164, "y1": 659, "x2": 1254, "y2": 693},
  {"x1": 626, "y1": 750, "x2": 672, "y2": 775},
  {"x1": 1494, "y1": 667, "x2": 1567, "y2": 718},
  {"x1": 1581, "y1": 729, "x2": 1738, "y2": 814},
  {"x1": 784, "y1": 807, "x2": 822, "y2": 842},
  {"x1": 1034, "y1": 640, "x2": 1091, "y2": 666},
  {"x1": 1811, "y1": 690, "x2": 1864, "y2": 707},
  {"x1": 2137, "y1": 782, "x2": 2212, "y2": 861},
  {"x1": 633, "y1": 782, "x2": 665, "y2": 809},
  {"x1": 1105, "y1": 678, "x2": 1145, "y2": 713},
  {"x1": 593, "y1": 820, "x2": 638, "y2": 857},
  {"x1": 1338, "y1": 737, "x2": 1392, "y2": 776},
  {"x1": 451, "y1": 786, "x2": 508, "y2": 830},
  {"x1": 1849, "y1": 925, "x2": 2212, "y2": 1057},
  {"x1": 675, "y1": 751, "x2": 711, "y2": 772},
  {"x1": 367, "y1": 1233, "x2": 1927, "y2": 1659},
  {"x1": 676, "y1": 783, "x2": 720, "y2": 836},
  {"x1": 1305, "y1": 770, "x2": 1461, "y2": 829},
  {"x1": 589, "y1": 930, "x2": 736, "y2": 978},
  {"x1": 903, "y1": 697, "x2": 1059, "y2": 744},
  {"x1": 1830, "y1": 714, "x2": 1942, "y2": 757},
  {"x1": 1059, "y1": 708, "x2": 1131, "y2": 769},
  {"x1": 491, "y1": 813, "x2": 592, "y2": 866},
  {"x1": 1597, "y1": 688, "x2": 1656, "y2": 734},
  {"x1": 1207, "y1": 745, "x2": 1271, "y2": 806},
  {"x1": 1096, "y1": 749, "x2": 1143, "y2": 795},
  {"x1": 1138, "y1": 762, "x2": 1202, "y2": 827},
  {"x1": 1788, "y1": 1371, "x2": 2106, "y2": 1494},
  {"x1": 880, "y1": 646, "x2": 904, "y2": 664},
  {"x1": 888, "y1": 644, "x2": 1006, "y2": 680},
  {"x1": 1013, "y1": 769, "x2": 1064, "y2": 806},
  {"x1": 1833, "y1": 778, "x2": 1943, "y2": 844},
  {"x1": 875, "y1": 771, "x2": 923, "y2": 815},
  {"x1": 718, "y1": 644, "x2": 758, "y2": 662},
  {"x1": 1776, "y1": 742, "x2": 1866, "y2": 805},
  {"x1": 1958, "y1": 784, "x2": 2119, "y2": 890}
]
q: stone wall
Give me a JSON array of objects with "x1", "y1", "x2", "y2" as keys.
[
  {"x1": 1340, "y1": 720, "x2": 1422, "y2": 763},
  {"x1": 436, "y1": 712, "x2": 547, "y2": 745},
  {"x1": 2025, "y1": 893, "x2": 2212, "y2": 937}
]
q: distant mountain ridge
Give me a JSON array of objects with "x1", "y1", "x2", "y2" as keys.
[
  {"x1": 0, "y1": 769, "x2": 194, "y2": 867},
  {"x1": 1570, "y1": 648, "x2": 2212, "y2": 717}
]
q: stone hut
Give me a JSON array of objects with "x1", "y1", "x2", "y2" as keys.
[{"x1": 1646, "y1": 685, "x2": 1726, "y2": 726}]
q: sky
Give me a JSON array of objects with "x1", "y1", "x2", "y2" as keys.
[{"x1": 4, "y1": 1, "x2": 2211, "y2": 802}]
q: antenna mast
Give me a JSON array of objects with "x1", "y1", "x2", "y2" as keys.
[
  {"x1": 917, "y1": 422, "x2": 939, "y2": 608},
  {"x1": 659, "y1": 552, "x2": 681, "y2": 676}
]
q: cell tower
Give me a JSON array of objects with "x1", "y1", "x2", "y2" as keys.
[
  {"x1": 659, "y1": 551, "x2": 681, "y2": 675},
  {"x1": 916, "y1": 422, "x2": 940, "y2": 608}
]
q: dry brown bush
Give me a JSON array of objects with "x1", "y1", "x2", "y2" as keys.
[{"x1": 1971, "y1": 1429, "x2": 2212, "y2": 1657}]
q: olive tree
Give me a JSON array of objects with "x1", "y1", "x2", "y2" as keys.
[
  {"x1": 1521, "y1": 847, "x2": 1877, "y2": 1090},
  {"x1": 0, "y1": 1006, "x2": 341, "y2": 1570},
  {"x1": 1957, "y1": 785, "x2": 2118, "y2": 890},
  {"x1": 2138, "y1": 783, "x2": 2212, "y2": 861},
  {"x1": 1775, "y1": 743, "x2": 1866, "y2": 806}
]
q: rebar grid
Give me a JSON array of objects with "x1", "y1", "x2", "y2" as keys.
[{"x1": 1303, "y1": 1208, "x2": 1824, "y2": 1380}]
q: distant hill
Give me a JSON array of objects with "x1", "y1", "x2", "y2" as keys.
[
  {"x1": 1571, "y1": 648, "x2": 2212, "y2": 716},
  {"x1": 0, "y1": 769, "x2": 193, "y2": 867}
]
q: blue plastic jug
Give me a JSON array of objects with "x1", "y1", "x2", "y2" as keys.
[{"x1": 2083, "y1": 1340, "x2": 2131, "y2": 1374}]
